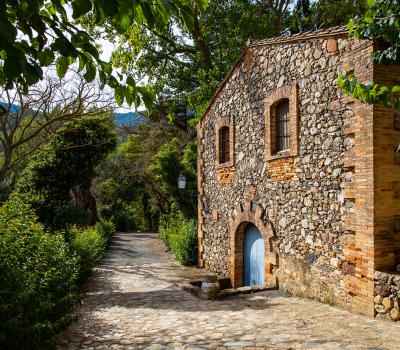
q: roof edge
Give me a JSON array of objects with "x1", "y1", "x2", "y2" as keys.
[{"x1": 198, "y1": 26, "x2": 349, "y2": 126}]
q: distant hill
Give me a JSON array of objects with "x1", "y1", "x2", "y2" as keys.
[
  {"x1": 0, "y1": 103, "x2": 20, "y2": 113},
  {"x1": 0, "y1": 103, "x2": 146, "y2": 129},
  {"x1": 114, "y1": 111, "x2": 147, "y2": 128}
]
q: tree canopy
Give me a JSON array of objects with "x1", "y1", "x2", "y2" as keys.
[
  {"x1": 337, "y1": 0, "x2": 400, "y2": 110},
  {"x1": 0, "y1": 0, "x2": 208, "y2": 107}
]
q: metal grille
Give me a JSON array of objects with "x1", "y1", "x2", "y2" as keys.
[
  {"x1": 275, "y1": 99, "x2": 290, "y2": 152},
  {"x1": 219, "y1": 126, "x2": 230, "y2": 163}
]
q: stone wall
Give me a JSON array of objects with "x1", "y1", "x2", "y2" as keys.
[
  {"x1": 198, "y1": 32, "x2": 379, "y2": 314},
  {"x1": 374, "y1": 271, "x2": 400, "y2": 321}
]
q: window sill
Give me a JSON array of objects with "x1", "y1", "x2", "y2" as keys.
[
  {"x1": 216, "y1": 161, "x2": 234, "y2": 169},
  {"x1": 267, "y1": 150, "x2": 292, "y2": 160}
]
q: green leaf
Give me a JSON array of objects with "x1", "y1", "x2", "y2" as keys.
[
  {"x1": 115, "y1": 85, "x2": 124, "y2": 106},
  {"x1": 24, "y1": 63, "x2": 42, "y2": 85},
  {"x1": 83, "y1": 62, "x2": 96, "y2": 82},
  {"x1": 78, "y1": 53, "x2": 88, "y2": 71},
  {"x1": 3, "y1": 58, "x2": 22, "y2": 80},
  {"x1": 37, "y1": 49, "x2": 55, "y2": 67},
  {"x1": 137, "y1": 86, "x2": 154, "y2": 111},
  {"x1": 347, "y1": 19, "x2": 355, "y2": 34},
  {"x1": 367, "y1": 0, "x2": 376, "y2": 7},
  {"x1": 363, "y1": 16, "x2": 374, "y2": 24},
  {"x1": 56, "y1": 56, "x2": 69, "y2": 78},
  {"x1": 120, "y1": 14, "x2": 131, "y2": 31},
  {"x1": 124, "y1": 85, "x2": 134, "y2": 105},
  {"x1": 392, "y1": 86, "x2": 400, "y2": 93},
  {"x1": 126, "y1": 76, "x2": 136, "y2": 87},
  {"x1": 395, "y1": 97, "x2": 400, "y2": 112},
  {"x1": 71, "y1": 0, "x2": 93, "y2": 19},
  {"x1": 194, "y1": 0, "x2": 208, "y2": 13}
]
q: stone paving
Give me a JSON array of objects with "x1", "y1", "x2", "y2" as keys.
[{"x1": 56, "y1": 232, "x2": 400, "y2": 350}]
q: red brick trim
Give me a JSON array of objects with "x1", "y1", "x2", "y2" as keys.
[
  {"x1": 228, "y1": 201, "x2": 277, "y2": 289},
  {"x1": 215, "y1": 117, "x2": 235, "y2": 168},
  {"x1": 265, "y1": 83, "x2": 299, "y2": 160}
]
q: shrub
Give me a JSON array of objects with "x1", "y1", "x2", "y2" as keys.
[
  {"x1": 95, "y1": 219, "x2": 116, "y2": 242},
  {"x1": 69, "y1": 228, "x2": 105, "y2": 280},
  {"x1": 67, "y1": 220, "x2": 115, "y2": 280},
  {"x1": 159, "y1": 209, "x2": 198, "y2": 266},
  {"x1": 0, "y1": 199, "x2": 79, "y2": 350}
]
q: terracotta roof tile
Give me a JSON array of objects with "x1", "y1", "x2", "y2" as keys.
[{"x1": 250, "y1": 26, "x2": 348, "y2": 47}]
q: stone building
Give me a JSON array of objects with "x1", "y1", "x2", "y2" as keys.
[{"x1": 197, "y1": 26, "x2": 400, "y2": 320}]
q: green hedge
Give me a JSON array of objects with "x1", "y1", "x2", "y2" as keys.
[
  {"x1": 69, "y1": 220, "x2": 115, "y2": 280},
  {"x1": 159, "y1": 209, "x2": 198, "y2": 266},
  {"x1": 0, "y1": 199, "x2": 116, "y2": 350},
  {"x1": 0, "y1": 199, "x2": 79, "y2": 350}
]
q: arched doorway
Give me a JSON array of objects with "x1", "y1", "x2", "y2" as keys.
[
  {"x1": 229, "y1": 201, "x2": 277, "y2": 289},
  {"x1": 243, "y1": 224, "x2": 265, "y2": 286}
]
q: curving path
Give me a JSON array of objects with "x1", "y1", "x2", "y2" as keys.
[{"x1": 56, "y1": 232, "x2": 400, "y2": 350}]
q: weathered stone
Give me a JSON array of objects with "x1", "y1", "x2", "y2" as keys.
[
  {"x1": 305, "y1": 253, "x2": 317, "y2": 263},
  {"x1": 375, "y1": 284, "x2": 392, "y2": 297},
  {"x1": 304, "y1": 198, "x2": 312, "y2": 207},
  {"x1": 313, "y1": 49, "x2": 322, "y2": 59},
  {"x1": 390, "y1": 308, "x2": 400, "y2": 321},
  {"x1": 326, "y1": 38, "x2": 338, "y2": 53},
  {"x1": 382, "y1": 297, "x2": 394, "y2": 310},
  {"x1": 393, "y1": 275, "x2": 400, "y2": 287},
  {"x1": 301, "y1": 219, "x2": 309, "y2": 229},
  {"x1": 374, "y1": 295, "x2": 383, "y2": 305}
]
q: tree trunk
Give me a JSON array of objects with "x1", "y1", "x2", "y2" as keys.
[
  {"x1": 274, "y1": 13, "x2": 282, "y2": 35},
  {"x1": 71, "y1": 185, "x2": 98, "y2": 225},
  {"x1": 191, "y1": 5, "x2": 213, "y2": 71}
]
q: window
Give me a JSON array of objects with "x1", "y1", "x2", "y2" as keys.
[
  {"x1": 275, "y1": 99, "x2": 290, "y2": 152},
  {"x1": 219, "y1": 126, "x2": 230, "y2": 164},
  {"x1": 264, "y1": 83, "x2": 298, "y2": 160}
]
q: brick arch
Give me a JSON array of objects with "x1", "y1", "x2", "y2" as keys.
[{"x1": 228, "y1": 201, "x2": 278, "y2": 288}]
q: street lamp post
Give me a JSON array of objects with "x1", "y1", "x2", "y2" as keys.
[{"x1": 178, "y1": 174, "x2": 187, "y2": 190}]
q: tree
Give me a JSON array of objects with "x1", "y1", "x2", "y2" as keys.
[
  {"x1": 110, "y1": 0, "x2": 275, "y2": 117},
  {"x1": 257, "y1": 0, "x2": 292, "y2": 35},
  {"x1": 0, "y1": 72, "x2": 111, "y2": 183},
  {"x1": 15, "y1": 114, "x2": 116, "y2": 228},
  {"x1": 0, "y1": 0, "x2": 208, "y2": 107},
  {"x1": 337, "y1": 0, "x2": 400, "y2": 110}
]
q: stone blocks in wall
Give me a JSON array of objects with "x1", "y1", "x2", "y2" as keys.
[{"x1": 374, "y1": 271, "x2": 400, "y2": 321}]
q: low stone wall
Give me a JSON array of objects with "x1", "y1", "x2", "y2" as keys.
[
  {"x1": 276, "y1": 255, "x2": 351, "y2": 310},
  {"x1": 374, "y1": 271, "x2": 400, "y2": 321}
]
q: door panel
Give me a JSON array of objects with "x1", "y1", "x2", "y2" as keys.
[{"x1": 243, "y1": 224, "x2": 265, "y2": 286}]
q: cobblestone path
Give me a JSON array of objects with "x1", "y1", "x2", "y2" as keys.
[{"x1": 56, "y1": 232, "x2": 400, "y2": 350}]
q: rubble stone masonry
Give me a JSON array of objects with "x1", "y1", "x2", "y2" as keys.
[{"x1": 197, "y1": 27, "x2": 400, "y2": 319}]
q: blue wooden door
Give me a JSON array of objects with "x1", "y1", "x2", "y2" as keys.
[{"x1": 244, "y1": 224, "x2": 265, "y2": 286}]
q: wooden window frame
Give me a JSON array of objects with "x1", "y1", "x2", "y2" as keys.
[
  {"x1": 216, "y1": 117, "x2": 234, "y2": 168},
  {"x1": 265, "y1": 83, "x2": 299, "y2": 160},
  {"x1": 275, "y1": 99, "x2": 290, "y2": 152},
  {"x1": 219, "y1": 126, "x2": 230, "y2": 164}
]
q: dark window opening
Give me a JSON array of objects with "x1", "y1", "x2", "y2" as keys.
[
  {"x1": 219, "y1": 126, "x2": 230, "y2": 164},
  {"x1": 275, "y1": 99, "x2": 290, "y2": 152}
]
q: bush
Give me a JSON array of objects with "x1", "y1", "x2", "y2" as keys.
[
  {"x1": 159, "y1": 209, "x2": 198, "y2": 266},
  {"x1": 0, "y1": 199, "x2": 79, "y2": 350},
  {"x1": 95, "y1": 219, "x2": 116, "y2": 242},
  {"x1": 68, "y1": 220, "x2": 115, "y2": 280}
]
